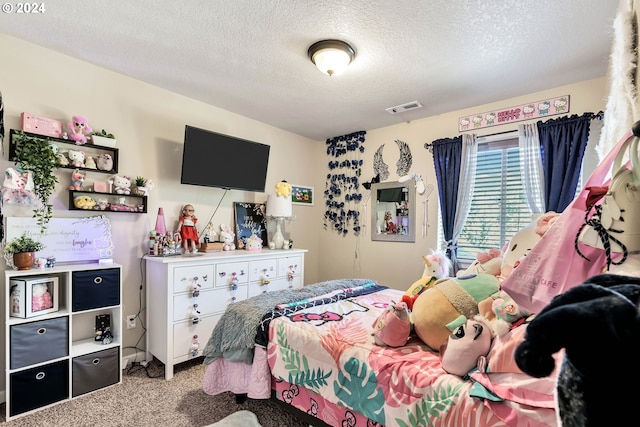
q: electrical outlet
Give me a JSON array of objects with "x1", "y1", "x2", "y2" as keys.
[{"x1": 126, "y1": 314, "x2": 136, "y2": 329}]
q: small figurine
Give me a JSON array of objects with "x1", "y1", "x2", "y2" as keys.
[
  {"x1": 220, "y1": 224, "x2": 236, "y2": 251},
  {"x1": 84, "y1": 156, "x2": 97, "y2": 169},
  {"x1": 178, "y1": 204, "x2": 199, "y2": 254},
  {"x1": 190, "y1": 335, "x2": 200, "y2": 357},
  {"x1": 96, "y1": 153, "x2": 113, "y2": 171},
  {"x1": 69, "y1": 168, "x2": 86, "y2": 191},
  {"x1": 67, "y1": 115, "x2": 92, "y2": 145},
  {"x1": 113, "y1": 175, "x2": 131, "y2": 195},
  {"x1": 68, "y1": 149, "x2": 85, "y2": 168}
]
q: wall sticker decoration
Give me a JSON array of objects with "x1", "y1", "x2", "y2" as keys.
[{"x1": 458, "y1": 95, "x2": 570, "y2": 132}]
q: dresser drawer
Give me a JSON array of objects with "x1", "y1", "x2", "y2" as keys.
[
  {"x1": 249, "y1": 259, "x2": 277, "y2": 282},
  {"x1": 72, "y1": 347, "x2": 119, "y2": 397},
  {"x1": 72, "y1": 268, "x2": 120, "y2": 311},
  {"x1": 277, "y1": 256, "x2": 302, "y2": 278},
  {"x1": 10, "y1": 360, "x2": 69, "y2": 417},
  {"x1": 10, "y1": 317, "x2": 69, "y2": 369},
  {"x1": 172, "y1": 315, "x2": 219, "y2": 359},
  {"x1": 215, "y1": 262, "x2": 249, "y2": 288},
  {"x1": 172, "y1": 265, "x2": 214, "y2": 293},
  {"x1": 172, "y1": 286, "x2": 248, "y2": 321}
]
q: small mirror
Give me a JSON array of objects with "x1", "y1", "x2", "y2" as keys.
[{"x1": 371, "y1": 181, "x2": 415, "y2": 242}]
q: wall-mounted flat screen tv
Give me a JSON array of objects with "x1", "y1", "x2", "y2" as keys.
[{"x1": 180, "y1": 125, "x2": 270, "y2": 192}]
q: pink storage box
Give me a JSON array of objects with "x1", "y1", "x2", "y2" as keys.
[
  {"x1": 21, "y1": 112, "x2": 63, "y2": 138},
  {"x1": 9, "y1": 276, "x2": 59, "y2": 318}
]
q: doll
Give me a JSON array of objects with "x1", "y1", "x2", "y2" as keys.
[{"x1": 178, "y1": 204, "x2": 199, "y2": 254}]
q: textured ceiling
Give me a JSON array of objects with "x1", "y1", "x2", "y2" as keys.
[{"x1": 0, "y1": 0, "x2": 620, "y2": 141}]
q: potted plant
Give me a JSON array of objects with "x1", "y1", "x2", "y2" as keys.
[
  {"x1": 91, "y1": 129, "x2": 117, "y2": 147},
  {"x1": 11, "y1": 131, "x2": 59, "y2": 232},
  {"x1": 4, "y1": 232, "x2": 45, "y2": 270}
]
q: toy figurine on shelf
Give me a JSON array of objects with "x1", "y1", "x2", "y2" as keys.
[{"x1": 178, "y1": 204, "x2": 199, "y2": 254}]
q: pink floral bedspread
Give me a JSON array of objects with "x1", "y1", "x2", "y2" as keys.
[{"x1": 267, "y1": 288, "x2": 558, "y2": 427}]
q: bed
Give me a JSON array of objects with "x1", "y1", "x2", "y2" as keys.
[{"x1": 202, "y1": 279, "x2": 560, "y2": 427}]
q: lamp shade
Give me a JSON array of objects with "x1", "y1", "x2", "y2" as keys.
[
  {"x1": 267, "y1": 195, "x2": 292, "y2": 217},
  {"x1": 308, "y1": 40, "x2": 356, "y2": 76}
]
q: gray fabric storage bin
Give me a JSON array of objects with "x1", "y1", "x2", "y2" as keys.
[
  {"x1": 72, "y1": 347, "x2": 119, "y2": 397},
  {"x1": 72, "y1": 268, "x2": 120, "y2": 311},
  {"x1": 10, "y1": 360, "x2": 69, "y2": 417},
  {"x1": 10, "y1": 317, "x2": 68, "y2": 369}
]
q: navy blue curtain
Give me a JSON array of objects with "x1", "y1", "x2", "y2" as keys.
[
  {"x1": 538, "y1": 113, "x2": 593, "y2": 212},
  {"x1": 430, "y1": 136, "x2": 462, "y2": 267}
]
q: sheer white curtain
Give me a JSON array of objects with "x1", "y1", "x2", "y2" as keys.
[
  {"x1": 451, "y1": 133, "x2": 477, "y2": 260},
  {"x1": 518, "y1": 123, "x2": 545, "y2": 214}
]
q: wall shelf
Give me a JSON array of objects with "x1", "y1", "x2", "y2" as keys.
[
  {"x1": 69, "y1": 190, "x2": 147, "y2": 213},
  {"x1": 10, "y1": 129, "x2": 119, "y2": 174}
]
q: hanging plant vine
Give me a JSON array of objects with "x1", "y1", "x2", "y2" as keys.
[
  {"x1": 11, "y1": 131, "x2": 59, "y2": 232},
  {"x1": 324, "y1": 131, "x2": 366, "y2": 235}
]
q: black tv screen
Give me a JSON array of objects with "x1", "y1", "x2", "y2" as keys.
[{"x1": 180, "y1": 125, "x2": 270, "y2": 192}]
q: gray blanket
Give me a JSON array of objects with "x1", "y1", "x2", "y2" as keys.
[{"x1": 203, "y1": 278, "x2": 376, "y2": 364}]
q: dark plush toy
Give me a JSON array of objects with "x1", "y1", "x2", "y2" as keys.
[{"x1": 515, "y1": 274, "x2": 640, "y2": 427}]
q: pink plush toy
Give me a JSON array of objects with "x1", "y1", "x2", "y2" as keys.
[
  {"x1": 372, "y1": 301, "x2": 411, "y2": 347},
  {"x1": 68, "y1": 168, "x2": 85, "y2": 191},
  {"x1": 440, "y1": 316, "x2": 493, "y2": 376},
  {"x1": 67, "y1": 115, "x2": 92, "y2": 145}
]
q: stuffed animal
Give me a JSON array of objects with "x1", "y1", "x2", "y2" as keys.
[
  {"x1": 113, "y1": 175, "x2": 132, "y2": 195},
  {"x1": 1, "y1": 167, "x2": 36, "y2": 205},
  {"x1": 457, "y1": 248, "x2": 502, "y2": 277},
  {"x1": 68, "y1": 168, "x2": 86, "y2": 191},
  {"x1": 497, "y1": 217, "x2": 543, "y2": 282},
  {"x1": 245, "y1": 234, "x2": 263, "y2": 251},
  {"x1": 477, "y1": 289, "x2": 526, "y2": 337},
  {"x1": 372, "y1": 301, "x2": 411, "y2": 347},
  {"x1": 67, "y1": 115, "x2": 92, "y2": 145},
  {"x1": 31, "y1": 283, "x2": 53, "y2": 312},
  {"x1": 219, "y1": 224, "x2": 236, "y2": 251},
  {"x1": 84, "y1": 156, "x2": 97, "y2": 169},
  {"x1": 515, "y1": 274, "x2": 640, "y2": 427},
  {"x1": 74, "y1": 195, "x2": 97, "y2": 210},
  {"x1": 96, "y1": 153, "x2": 114, "y2": 171},
  {"x1": 411, "y1": 273, "x2": 500, "y2": 350},
  {"x1": 275, "y1": 180, "x2": 292, "y2": 197},
  {"x1": 68, "y1": 149, "x2": 85, "y2": 168},
  {"x1": 439, "y1": 316, "x2": 493, "y2": 376},
  {"x1": 402, "y1": 251, "x2": 451, "y2": 309}
]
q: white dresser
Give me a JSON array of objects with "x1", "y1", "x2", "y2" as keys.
[{"x1": 144, "y1": 249, "x2": 306, "y2": 379}]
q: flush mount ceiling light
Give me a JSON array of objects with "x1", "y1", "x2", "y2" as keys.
[{"x1": 308, "y1": 39, "x2": 356, "y2": 76}]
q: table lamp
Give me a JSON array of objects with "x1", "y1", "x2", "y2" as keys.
[{"x1": 266, "y1": 184, "x2": 293, "y2": 249}]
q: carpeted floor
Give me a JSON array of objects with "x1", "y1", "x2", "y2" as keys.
[{"x1": 0, "y1": 358, "x2": 310, "y2": 427}]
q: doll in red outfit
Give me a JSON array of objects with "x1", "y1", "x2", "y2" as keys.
[{"x1": 178, "y1": 204, "x2": 199, "y2": 254}]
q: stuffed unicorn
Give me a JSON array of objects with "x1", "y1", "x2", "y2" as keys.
[{"x1": 402, "y1": 251, "x2": 452, "y2": 309}]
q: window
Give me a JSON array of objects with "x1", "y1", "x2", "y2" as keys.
[{"x1": 457, "y1": 138, "x2": 532, "y2": 262}]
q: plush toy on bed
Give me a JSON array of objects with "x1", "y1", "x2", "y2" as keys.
[
  {"x1": 402, "y1": 251, "x2": 451, "y2": 310},
  {"x1": 411, "y1": 273, "x2": 500, "y2": 350},
  {"x1": 514, "y1": 274, "x2": 640, "y2": 427},
  {"x1": 372, "y1": 301, "x2": 411, "y2": 347},
  {"x1": 439, "y1": 316, "x2": 494, "y2": 376},
  {"x1": 457, "y1": 248, "x2": 502, "y2": 277}
]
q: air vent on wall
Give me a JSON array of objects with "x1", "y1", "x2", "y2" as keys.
[{"x1": 385, "y1": 101, "x2": 424, "y2": 114}]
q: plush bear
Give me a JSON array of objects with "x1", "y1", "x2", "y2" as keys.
[
  {"x1": 245, "y1": 234, "x2": 263, "y2": 251},
  {"x1": 515, "y1": 274, "x2": 640, "y2": 427},
  {"x1": 68, "y1": 168, "x2": 86, "y2": 191},
  {"x1": 67, "y1": 115, "x2": 92, "y2": 145},
  {"x1": 402, "y1": 251, "x2": 451, "y2": 309},
  {"x1": 68, "y1": 149, "x2": 85, "y2": 168},
  {"x1": 113, "y1": 175, "x2": 132, "y2": 195},
  {"x1": 411, "y1": 273, "x2": 500, "y2": 350},
  {"x1": 372, "y1": 301, "x2": 411, "y2": 347}
]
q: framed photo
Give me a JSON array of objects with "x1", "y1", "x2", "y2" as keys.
[
  {"x1": 291, "y1": 185, "x2": 314, "y2": 206},
  {"x1": 233, "y1": 202, "x2": 268, "y2": 249}
]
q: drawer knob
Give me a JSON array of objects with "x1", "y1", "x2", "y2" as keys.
[
  {"x1": 92, "y1": 358, "x2": 101, "y2": 365},
  {"x1": 37, "y1": 327, "x2": 47, "y2": 335},
  {"x1": 35, "y1": 372, "x2": 46, "y2": 380},
  {"x1": 93, "y1": 277, "x2": 103, "y2": 285}
]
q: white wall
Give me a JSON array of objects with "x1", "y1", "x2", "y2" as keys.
[{"x1": 0, "y1": 33, "x2": 609, "y2": 371}]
